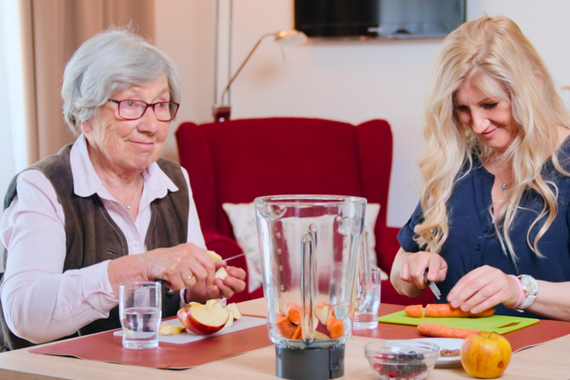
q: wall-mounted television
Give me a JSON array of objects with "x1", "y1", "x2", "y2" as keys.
[{"x1": 294, "y1": 0, "x2": 466, "y2": 39}]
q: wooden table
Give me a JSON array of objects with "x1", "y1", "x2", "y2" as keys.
[{"x1": 1, "y1": 299, "x2": 570, "y2": 379}]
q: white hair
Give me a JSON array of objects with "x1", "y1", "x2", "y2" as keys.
[{"x1": 61, "y1": 27, "x2": 181, "y2": 134}]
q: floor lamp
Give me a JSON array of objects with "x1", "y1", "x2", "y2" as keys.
[{"x1": 213, "y1": 29, "x2": 307, "y2": 122}]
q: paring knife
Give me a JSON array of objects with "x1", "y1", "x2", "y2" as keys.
[
  {"x1": 424, "y1": 268, "x2": 441, "y2": 300},
  {"x1": 160, "y1": 253, "x2": 246, "y2": 293},
  {"x1": 221, "y1": 252, "x2": 246, "y2": 262}
]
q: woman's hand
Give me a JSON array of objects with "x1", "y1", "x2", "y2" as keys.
[
  {"x1": 108, "y1": 243, "x2": 247, "y2": 301},
  {"x1": 141, "y1": 243, "x2": 217, "y2": 291},
  {"x1": 447, "y1": 265, "x2": 519, "y2": 314},
  {"x1": 185, "y1": 263, "x2": 247, "y2": 303},
  {"x1": 390, "y1": 248, "x2": 448, "y2": 297}
]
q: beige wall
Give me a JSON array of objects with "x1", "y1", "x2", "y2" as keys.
[{"x1": 156, "y1": 0, "x2": 570, "y2": 227}]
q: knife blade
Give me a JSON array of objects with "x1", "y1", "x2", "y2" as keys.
[
  {"x1": 221, "y1": 252, "x2": 246, "y2": 262},
  {"x1": 424, "y1": 268, "x2": 441, "y2": 300}
]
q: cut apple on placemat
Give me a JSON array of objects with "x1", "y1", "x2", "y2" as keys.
[{"x1": 176, "y1": 300, "x2": 243, "y2": 335}]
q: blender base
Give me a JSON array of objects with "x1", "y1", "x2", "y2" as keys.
[{"x1": 275, "y1": 345, "x2": 344, "y2": 380}]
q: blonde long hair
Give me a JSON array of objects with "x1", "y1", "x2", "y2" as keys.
[{"x1": 415, "y1": 16, "x2": 570, "y2": 260}]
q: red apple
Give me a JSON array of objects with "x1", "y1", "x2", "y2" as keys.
[
  {"x1": 177, "y1": 303, "x2": 230, "y2": 335},
  {"x1": 461, "y1": 331, "x2": 512, "y2": 378}
]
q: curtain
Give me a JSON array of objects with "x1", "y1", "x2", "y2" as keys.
[{"x1": 19, "y1": 0, "x2": 156, "y2": 164}]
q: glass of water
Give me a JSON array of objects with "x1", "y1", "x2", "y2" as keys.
[
  {"x1": 353, "y1": 267, "x2": 382, "y2": 330},
  {"x1": 119, "y1": 281, "x2": 162, "y2": 349}
]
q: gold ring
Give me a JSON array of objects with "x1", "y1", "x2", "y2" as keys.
[{"x1": 186, "y1": 274, "x2": 193, "y2": 281}]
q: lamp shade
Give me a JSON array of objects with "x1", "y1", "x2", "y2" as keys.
[{"x1": 274, "y1": 30, "x2": 308, "y2": 47}]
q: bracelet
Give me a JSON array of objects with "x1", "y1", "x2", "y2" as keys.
[{"x1": 507, "y1": 274, "x2": 525, "y2": 309}]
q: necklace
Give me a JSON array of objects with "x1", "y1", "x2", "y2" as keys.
[
  {"x1": 117, "y1": 179, "x2": 143, "y2": 210},
  {"x1": 493, "y1": 160, "x2": 510, "y2": 191}
]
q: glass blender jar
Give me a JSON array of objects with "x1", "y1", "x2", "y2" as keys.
[{"x1": 255, "y1": 195, "x2": 373, "y2": 380}]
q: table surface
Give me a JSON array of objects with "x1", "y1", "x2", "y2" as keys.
[{"x1": 2, "y1": 299, "x2": 570, "y2": 380}]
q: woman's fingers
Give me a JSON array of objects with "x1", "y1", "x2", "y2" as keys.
[
  {"x1": 402, "y1": 251, "x2": 447, "y2": 289},
  {"x1": 448, "y1": 266, "x2": 518, "y2": 313}
]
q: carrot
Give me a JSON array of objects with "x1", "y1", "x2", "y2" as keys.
[
  {"x1": 404, "y1": 305, "x2": 424, "y2": 318},
  {"x1": 284, "y1": 302, "x2": 302, "y2": 325},
  {"x1": 417, "y1": 322, "x2": 480, "y2": 339},
  {"x1": 275, "y1": 316, "x2": 297, "y2": 338},
  {"x1": 292, "y1": 325, "x2": 303, "y2": 340},
  {"x1": 327, "y1": 318, "x2": 344, "y2": 339},
  {"x1": 424, "y1": 304, "x2": 495, "y2": 318}
]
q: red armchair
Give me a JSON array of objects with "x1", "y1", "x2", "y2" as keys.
[{"x1": 175, "y1": 117, "x2": 434, "y2": 305}]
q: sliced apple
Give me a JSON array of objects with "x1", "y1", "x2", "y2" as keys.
[
  {"x1": 205, "y1": 299, "x2": 223, "y2": 308},
  {"x1": 206, "y1": 250, "x2": 223, "y2": 263},
  {"x1": 158, "y1": 323, "x2": 186, "y2": 336},
  {"x1": 315, "y1": 303, "x2": 331, "y2": 325},
  {"x1": 224, "y1": 311, "x2": 234, "y2": 329},
  {"x1": 313, "y1": 330, "x2": 330, "y2": 340},
  {"x1": 226, "y1": 303, "x2": 242, "y2": 320},
  {"x1": 177, "y1": 303, "x2": 230, "y2": 335},
  {"x1": 215, "y1": 266, "x2": 229, "y2": 280}
]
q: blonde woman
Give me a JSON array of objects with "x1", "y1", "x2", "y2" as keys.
[{"x1": 391, "y1": 15, "x2": 570, "y2": 320}]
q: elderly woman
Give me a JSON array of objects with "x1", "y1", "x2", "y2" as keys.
[
  {"x1": 391, "y1": 16, "x2": 570, "y2": 320},
  {"x1": 0, "y1": 28, "x2": 246, "y2": 350}
]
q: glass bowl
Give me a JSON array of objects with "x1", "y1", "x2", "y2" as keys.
[{"x1": 364, "y1": 340, "x2": 440, "y2": 380}]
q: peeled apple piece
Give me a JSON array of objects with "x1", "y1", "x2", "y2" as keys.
[
  {"x1": 206, "y1": 250, "x2": 223, "y2": 263},
  {"x1": 215, "y1": 267, "x2": 229, "y2": 279}
]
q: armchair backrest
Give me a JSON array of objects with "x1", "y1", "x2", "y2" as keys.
[{"x1": 175, "y1": 117, "x2": 394, "y2": 241}]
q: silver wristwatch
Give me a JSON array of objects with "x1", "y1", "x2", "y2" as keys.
[{"x1": 515, "y1": 275, "x2": 539, "y2": 310}]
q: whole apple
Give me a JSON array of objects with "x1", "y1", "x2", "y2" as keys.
[{"x1": 461, "y1": 332, "x2": 511, "y2": 378}]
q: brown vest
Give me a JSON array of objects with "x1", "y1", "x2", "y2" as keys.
[{"x1": 0, "y1": 144, "x2": 190, "y2": 350}]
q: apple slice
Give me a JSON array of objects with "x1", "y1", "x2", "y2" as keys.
[
  {"x1": 224, "y1": 311, "x2": 234, "y2": 329},
  {"x1": 315, "y1": 303, "x2": 331, "y2": 325},
  {"x1": 226, "y1": 303, "x2": 242, "y2": 320},
  {"x1": 178, "y1": 303, "x2": 230, "y2": 335},
  {"x1": 206, "y1": 250, "x2": 223, "y2": 263},
  {"x1": 158, "y1": 323, "x2": 186, "y2": 336},
  {"x1": 215, "y1": 266, "x2": 229, "y2": 279},
  {"x1": 313, "y1": 330, "x2": 330, "y2": 340},
  {"x1": 205, "y1": 299, "x2": 223, "y2": 308}
]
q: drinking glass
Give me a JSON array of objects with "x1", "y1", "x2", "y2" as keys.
[
  {"x1": 353, "y1": 267, "x2": 382, "y2": 330},
  {"x1": 119, "y1": 281, "x2": 162, "y2": 349}
]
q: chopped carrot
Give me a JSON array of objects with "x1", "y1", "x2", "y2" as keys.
[
  {"x1": 424, "y1": 304, "x2": 495, "y2": 318},
  {"x1": 292, "y1": 325, "x2": 303, "y2": 340},
  {"x1": 417, "y1": 323, "x2": 480, "y2": 339},
  {"x1": 284, "y1": 302, "x2": 302, "y2": 325},
  {"x1": 404, "y1": 305, "x2": 424, "y2": 318},
  {"x1": 327, "y1": 318, "x2": 344, "y2": 339},
  {"x1": 275, "y1": 316, "x2": 297, "y2": 339}
]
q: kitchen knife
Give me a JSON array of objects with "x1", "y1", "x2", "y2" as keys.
[{"x1": 424, "y1": 268, "x2": 441, "y2": 300}]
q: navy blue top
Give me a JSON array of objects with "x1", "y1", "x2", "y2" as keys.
[{"x1": 398, "y1": 138, "x2": 570, "y2": 318}]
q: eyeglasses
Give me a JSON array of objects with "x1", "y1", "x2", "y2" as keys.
[{"x1": 108, "y1": 99, "x2": 180, "y2": 122}]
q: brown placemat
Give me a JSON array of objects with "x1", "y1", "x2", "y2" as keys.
[{"x1": 30, "y1": 323, "x2": 272, "y2": 369}]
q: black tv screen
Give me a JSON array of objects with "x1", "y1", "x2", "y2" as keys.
[{"x1": 295, "y1": 0, "x2": 466, "y2": 39}]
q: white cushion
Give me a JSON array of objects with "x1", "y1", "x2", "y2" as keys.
[{"x1": 222, "y1": 202, "x2": 388, "y2": 293}]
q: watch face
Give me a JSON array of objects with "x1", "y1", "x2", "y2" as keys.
[{"x1": 521, "y1": 276, "x2": 539, "y2": 294}]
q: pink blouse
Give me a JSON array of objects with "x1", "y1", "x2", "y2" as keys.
[{"x1": 0, "y1": 134, "x2": 205, "y2": 343}]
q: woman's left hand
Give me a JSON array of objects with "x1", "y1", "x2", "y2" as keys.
[
  {"x1": 185, "y1": 264, "x2": 247, "y2": 303},
  {"x1": 447, "y1": 265, "x2": 520, "y2": 314}
]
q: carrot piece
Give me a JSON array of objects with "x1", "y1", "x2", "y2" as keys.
[
  {"x1": 275, "y1": 316, "x2": 297, "y2": 338},
  {"x1": 292, "y1": 325, "x2": 303, "y2": 340},
  {"x1": 327, "y1": 318, "x2": 344, "y2": 339},
  {"x1": 424, "y1": 304, "x2": 495, "y2": 318},
  {"x1": 404, "y1": 305, "x2": 424, "y2": 318},
  {"x1": 284, "y1": 302, "x2": 302, "y2": 325},
  {"x1": 417, "y1": 322, "x2": 480, "y2": 339}
]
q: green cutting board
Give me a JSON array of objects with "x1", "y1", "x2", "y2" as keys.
[{"x1": 377, "y1": 311, "x2": 539, "y2": 334}]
